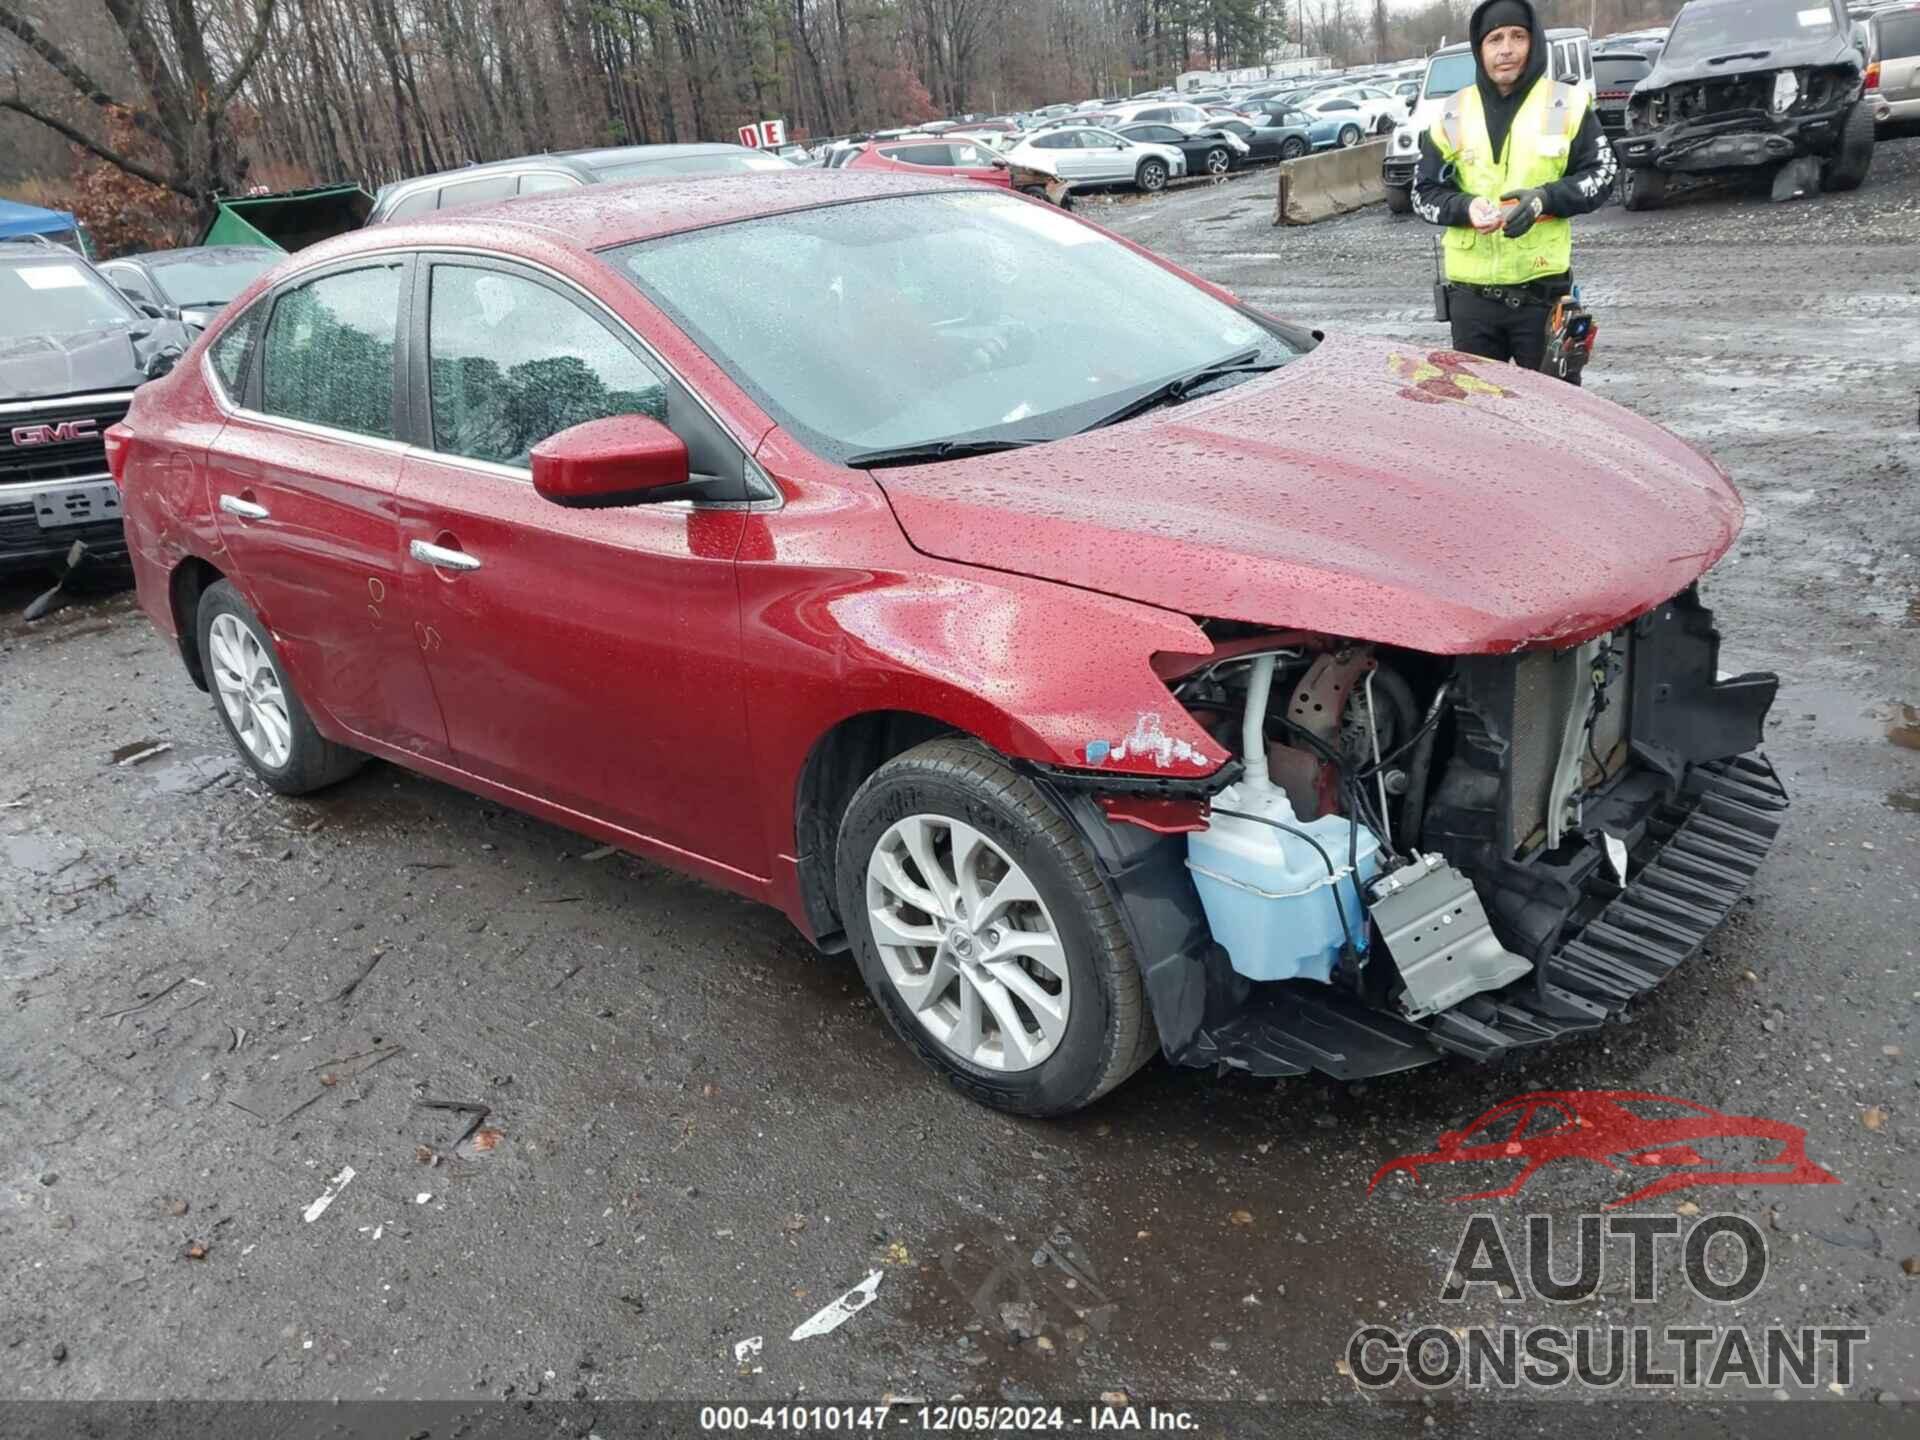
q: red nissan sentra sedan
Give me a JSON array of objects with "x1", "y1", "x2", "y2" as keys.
[{"x1": 109, "y1": 171, "x2": 1787, "y2": 1115}]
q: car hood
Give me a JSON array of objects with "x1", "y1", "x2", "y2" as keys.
[
  {"x1": 872, "y1": 334, "x2": 1745, "y2": 656},
  {"x1": 0, "y1": 322, "x2": 191, "y2": 401},
  {"x1": 1643, "y1": 30, "x2": 1856, "y2": 88}
]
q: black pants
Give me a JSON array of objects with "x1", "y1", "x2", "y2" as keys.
[{"x1": 1448, "y1": 286, "x2": 1554, "y2": 371}]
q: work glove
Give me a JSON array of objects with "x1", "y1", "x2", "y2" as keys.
[{"x1": 1499, "y1": 188, "x2": 1548, "y2": 238}]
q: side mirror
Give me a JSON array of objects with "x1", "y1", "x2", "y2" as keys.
[{"x1": 531, "y1": 414, "x2": 691, "y2": 508}]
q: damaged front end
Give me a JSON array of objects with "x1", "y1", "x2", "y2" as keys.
[
  {"x1": 1617, "y1": 63, "x2": 1862, "y2": 174},
  {"x1": 1033, "y1": 588, "x2": 1787, "y2": 1081}
]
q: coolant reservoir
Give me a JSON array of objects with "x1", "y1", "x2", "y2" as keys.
[{"x1": 1187, "y1": 782, "x2": 1383, "y2": 984}]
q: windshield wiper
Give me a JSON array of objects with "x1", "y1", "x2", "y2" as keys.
[
  {"x1": 842, "y1": 436, "x2": 1047, "y2": 469},
  {"x1": 1704, "y1": 50, "x2": 1771, "y2": 65},
  {"x1": 1083, "y1": 351, "x2": 1284, "y2": 431}
]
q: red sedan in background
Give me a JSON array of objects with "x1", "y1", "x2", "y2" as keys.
[
  {"x1": 842, "y1": 136, "x2": 1012, "y2": 186},
  {"x1": 107, "y1": 170, "x2": 1783, "y2": 1116}
]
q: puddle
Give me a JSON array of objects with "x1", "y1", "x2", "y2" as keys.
[
  {"x1": 149, "y1": 754, "x2": 237, "y2": 795},
  {"x1": 1, "y1": 834, "x2": 68, "y2": 873}
]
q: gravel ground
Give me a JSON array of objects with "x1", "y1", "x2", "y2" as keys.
[{"x1": 3, "y1": 136, "x2": 1917, "y2": 1431}]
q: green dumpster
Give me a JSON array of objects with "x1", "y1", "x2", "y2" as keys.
[{"x1": 199, "y1": 184, "x2": 375, "y2": 252}]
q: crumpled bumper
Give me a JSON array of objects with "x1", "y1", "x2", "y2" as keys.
[
  {"x1": 1170, "y1": 756, "x2": 1788, "y2": 1079},
  {"x1": 1616, "y1": 105, "x2": 1851, "y2": 173}
]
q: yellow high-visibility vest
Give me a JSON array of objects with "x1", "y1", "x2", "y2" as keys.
[{"x1": 1429, "y1": 77, "x2": 1587, "y2": 285}]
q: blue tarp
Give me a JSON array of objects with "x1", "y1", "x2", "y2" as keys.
[{"x1": 0, "y1": 198, "x2": 79, "y2": 238}]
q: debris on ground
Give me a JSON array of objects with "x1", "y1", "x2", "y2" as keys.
[
  {"x1": 329, "y1": 950, "x2": 385, "y2": 1003},
  {"x1": 302, "y1": 1166, "x2": 355, "y2": 1224},
  {"x1": 732, "y1": 1335, "x2": 763, "y2": 1366},
  {"x1": 789, "y1": 1269, "x2": 883, "y2": 1341},
  {"x1": 415, "y1": 1097, "x2": 492, "y2": 1145},
  {"x1": 998, "y1": 1301, "x2": 1041, "y2": 1342}
]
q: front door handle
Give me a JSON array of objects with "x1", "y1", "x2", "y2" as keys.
[
  {"x1": 410, "y1": 538, "x2": 481, "y2": 573},
  {"x1": 218, "y1": 493, "x2": 269, "y2": 520}
]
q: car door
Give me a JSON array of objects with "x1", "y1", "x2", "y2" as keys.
[
  {"x1": 1077, "y1": 129, "x2": 1131, "y2": 182},
  {"x1": 392, "y1": 254, "x2": 760, "y2": 872},
  {"x1": 1024, "y1": 131, "x2": 1085, "y2": 179},
  {"x1": 204, "y1": 260, "x2": 448, "y2": 757}
]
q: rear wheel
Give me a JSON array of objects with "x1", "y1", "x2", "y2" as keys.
[
  {"x1": 1203, "y1": 145, "x2": 1231, "y2": 176},
  {"x1": 1135, "y1": 157, "x2": 1170, "y2": 192},
  {"x1": 1338, "y1": 124, "x2": 1363, "y2": 148},
  {"x1": 1384, "y1": 183, "x2": 1413, "y2": 214},
  {"x1": 1280, "y1": 136, "x2": 1308, "y2": 161},
  {"x1": 835, "y1": 738, "x2": 1156, "y2": 1116},
  {"x1": 196, "y1": 580, "x2": 364, "y2": 795},
  {"x1": 1820, "y1": 101, "x2": 1875, "y2": 191},
  {"x1": 1620, "y1": 165, "x2": 1668, "y2": 211}
]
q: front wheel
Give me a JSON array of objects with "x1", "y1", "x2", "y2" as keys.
[
  {"x1": 835, "y1": 738, "x2": 1156, "y2": 1116},
  {"x1": 1820, "y1": 101, "x2": 1874, "y2": 191},
  {"x1": 1203, "y1": 145, "x2": 1231, "y2": 176},
  {"x1": 1384, "y1": 183, "x2": 1413, "y2": 214},
  {"x1": 1338, "y1": 124, "x2": 1363, "y2": 148},
  {"x1": 1620, "y1": 165, "x2": 1668, "y2": 211},
  {"x1": 197, "y1": 580, "x2": 365, "y2": 795},
  {"x1": 1375, "y1": 115, "x2": 1395, "y2": 135},
  {"x1": 1135, "y1": 157, "x2": 1169, "y2": 192}
]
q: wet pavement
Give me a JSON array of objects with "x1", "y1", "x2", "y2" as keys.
[{"x1": 3, "y1": 137, "x2": 1918, "y2": 1427}]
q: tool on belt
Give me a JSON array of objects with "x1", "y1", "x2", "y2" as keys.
[{"x1": 1542, "y1": 287, "x2": 1597, "y2": 385}]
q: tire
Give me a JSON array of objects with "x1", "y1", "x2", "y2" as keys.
[
  {"x1": 1384, "y1": 182, "x2": 1413, "y2": 214},
  {"x1": 835, "y1": 738, "x2": 1156, "y2": 1116},
  {"x1": 1620, "y1": 165, "x2": 1668, "y2": 211},
  {"x1": 1135, "y1": 157, "x2": 1169, "y2": 192},
  {"x1": 196, "y1": 580, "x2": 364, "y2": 796},
  {"x1": 1375, "y1": 115, "x2": 1395, "y2": 136},
  {"x1": 1280, "y1": 137, "x2": 1308, "y2": 161},
  {"x1": 1338, "y1": 124, "x2": 1363, "y2": 149},
  {"x1": 1203, "y1": 145, "x2": 1231, "y2": 176},
  {"x1": 1820, "y1": 101, "x2": 1875, "y2": 192}
]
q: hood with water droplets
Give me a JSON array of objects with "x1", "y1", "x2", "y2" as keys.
[{"x1": 873, "y1": 333, "x2": 1744, "y2": 655}]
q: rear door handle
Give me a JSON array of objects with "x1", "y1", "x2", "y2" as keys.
[
  {"x1": 218, "y1": 493, "x2": 269, "y2": 520},
  {"x1": 410, "y1": 539, "x2": 481, "y2": 573}
]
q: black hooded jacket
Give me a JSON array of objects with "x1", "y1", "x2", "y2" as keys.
[{"x1": 1410, "y1": 0, "x2": 1615, "y2": 266}]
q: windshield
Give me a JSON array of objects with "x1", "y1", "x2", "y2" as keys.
[
  {"x1": 613, "y1": 190, "x2": 1296, "y2": 461},
  {"x1": 592, "y1": 150, "x2": 793, "y2": 179},
  {"x1": 1425, "y1": 51, "x2": 1477, "y2": 98},
  {"x1": 1666, "y1": 0, "x2": 1837, "y2": 60},
  {"x1": 148, "y1": 251, "x2": 275, "y2": 307},
  {"x1": 0, "y1": 257, "x2": 137, "y2": 339}
]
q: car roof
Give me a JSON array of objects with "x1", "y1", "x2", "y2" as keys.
[
  {"x1": 114, "y1": 244, "x2": 271, "y2": 266},
  {"x1": 558, "y1": 142, "x2": 756, "y2": 169},
  {"x1": 292, "y1": 170, "x2": 979, "y2": 263}
]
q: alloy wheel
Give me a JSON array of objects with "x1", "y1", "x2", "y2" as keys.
[
  {"x1": 207, "y1": 612, "x2": 292, "y2": 769},
  {"x1": 1205, "y1": 147, "x2": 1230, "y2": 175},
  {"x1": 864, "y1": 814, "x2": 1071, "y2": 1072}
]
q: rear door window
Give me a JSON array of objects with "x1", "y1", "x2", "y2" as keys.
[
  {"x1": 259, "y1": 265, "x2": 402, "y2": 438},
  {"x1": 518, "y1": 172, "x2": 580, "y2": 195},
  {"x1": 436, "y1": 174, "x2": 518, "y2": 212},
  {"x1": 383, "y1": 188, "x2": 437, "y2": 222},
  {"x1": 883, "y1": 144, "x2": 954, "y2": 167}
]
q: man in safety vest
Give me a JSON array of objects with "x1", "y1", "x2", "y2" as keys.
[{"x1": 1413, "y1": 0, "x2": 1616, "y2": 373}]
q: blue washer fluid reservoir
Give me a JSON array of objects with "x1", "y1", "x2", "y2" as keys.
[{"x1": 1186, "y1": 781, "x2": 1383, "y2": 984}]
